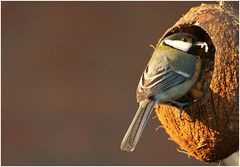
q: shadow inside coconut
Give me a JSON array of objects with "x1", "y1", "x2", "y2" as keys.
[{"x1": 165, "y1": 25, "x2": 216, "y2": 102}]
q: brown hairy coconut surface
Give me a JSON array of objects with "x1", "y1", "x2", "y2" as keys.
[{"x1": 155, "y1": 2, "x2": 239, "y2": 162}]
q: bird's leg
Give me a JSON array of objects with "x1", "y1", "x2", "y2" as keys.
[{"x1": 168, "y1": 99, "x2": 197, "y2": 119}]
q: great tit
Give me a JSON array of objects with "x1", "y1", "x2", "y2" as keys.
[{"x1": 120, "y1": 32, "x2": 208, "y2": 152}]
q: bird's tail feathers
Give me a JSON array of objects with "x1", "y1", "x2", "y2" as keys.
[{"x1": 120, "y1": 99, "x2": 155, "y2": 152}]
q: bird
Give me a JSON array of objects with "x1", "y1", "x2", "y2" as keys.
[{"x1": 120, "y1": 32, "x2": 208, "y2": 152}]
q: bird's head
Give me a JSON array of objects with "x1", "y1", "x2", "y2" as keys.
[{"x1": 162, "y1": 32, "x2": 208, "y2": 55}]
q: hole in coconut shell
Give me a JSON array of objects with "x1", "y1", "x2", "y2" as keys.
[{"x1": 163, "y1": 25, "x2": 216, "y2": 104}]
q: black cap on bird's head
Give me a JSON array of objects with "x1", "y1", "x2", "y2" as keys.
[
  {"x1": 162, "y1": 32, "x2": 208, "y2": 55},
  {"x1": 164, "y1": 32, "x2": 198, "y2": 43}
]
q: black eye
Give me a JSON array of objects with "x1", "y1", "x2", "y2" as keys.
[
  {"x1": 182, "y1": 37, "x2": 188, "y2": 42},
  {"x1": 181, "y1": 37, "x2": 193, "y2": 43}
]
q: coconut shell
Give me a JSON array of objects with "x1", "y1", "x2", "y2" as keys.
[{"x1": 155, "y1": 2, "x2": 239, "y2": 162}]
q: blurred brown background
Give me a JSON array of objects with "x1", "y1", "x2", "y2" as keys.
[{"x1": 1, "y1": 1, "x2": 224, "y2": 165}]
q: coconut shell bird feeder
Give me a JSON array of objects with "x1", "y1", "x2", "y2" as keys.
[{"x1": 155, "y1": 2, "x2": 239, "y2": 163}]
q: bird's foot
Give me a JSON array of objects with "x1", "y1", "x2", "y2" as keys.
[{"x1": 168, "y1": 99, "x2": 197, "y2": 119}]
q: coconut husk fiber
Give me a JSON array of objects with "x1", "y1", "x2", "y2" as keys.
[{"x1": 155, "y1": 2, "x2": 239, "y2": 162}]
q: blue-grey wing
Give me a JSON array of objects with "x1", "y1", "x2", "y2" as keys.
[{"x1": 136, "y1": 52, "x2": 196, "y2": 102}]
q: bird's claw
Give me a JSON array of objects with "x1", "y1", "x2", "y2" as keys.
[
  {"x1": 168, "y1": 99, "x2": 197, "y2": 120},
  {"x1": 178, "y1": 108, "x2": 184, "y2": 120}
]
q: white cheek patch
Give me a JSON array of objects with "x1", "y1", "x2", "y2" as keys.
[{"x1": 164, "y1": 39, "x2": 192, "y2": 52}]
